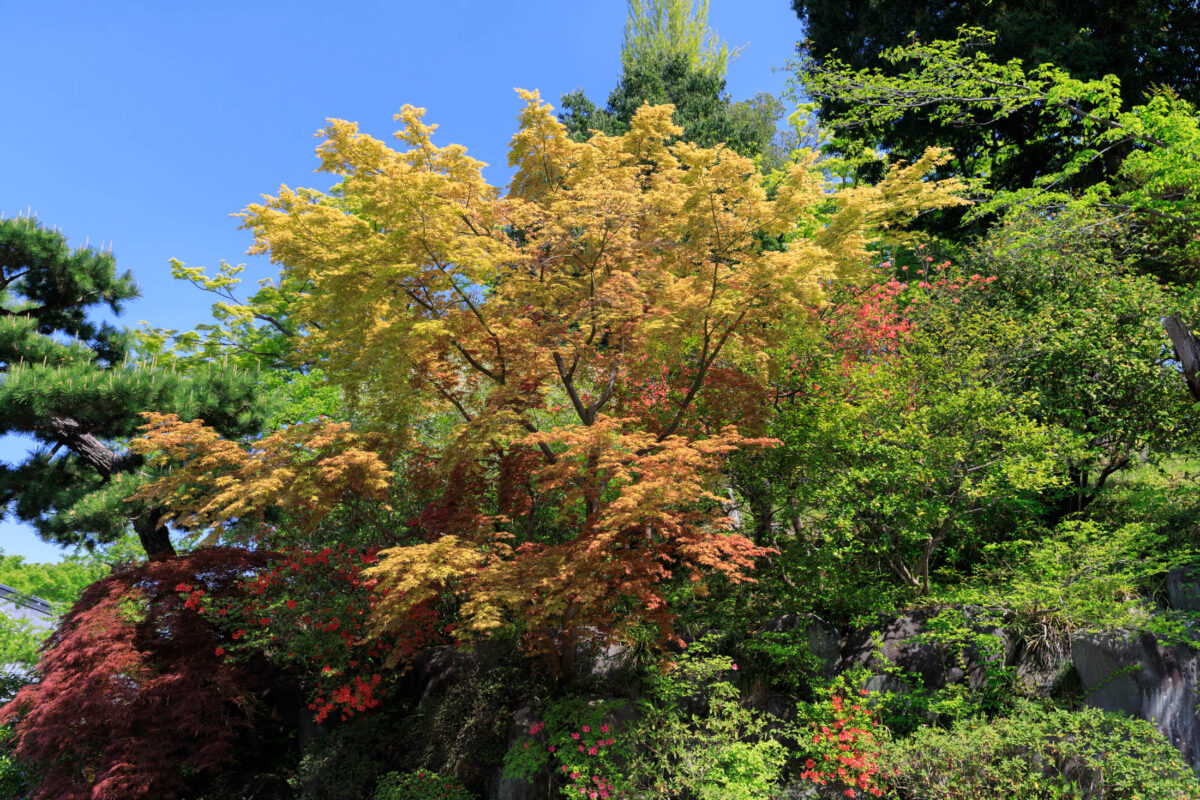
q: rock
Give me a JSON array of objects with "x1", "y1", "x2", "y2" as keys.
[
  {"x1": 484, "y1": 705, "x2": 546, "y2": 800},
  {"x1": 1072, "y1": 630, "x2": 1200, "y2": 768},
  {"x1": 1167, "y1": 565, "x2": 1200, "y2": 612},
  {"x1": 758, "y1": 613, "x2": 842, "y2": 682},
  {"x1": 840, "y1": 606, "x2": 1014, "y2": 695},
  {"x1": 574, "y1": 631, "x2": 634, "y2": 684},
  {"x1": 1011, "y1": 632, "x2": 1075, "y2": 698},
  {"x1": 399, "y1": 646, "x2": 481, "y2": 705}
]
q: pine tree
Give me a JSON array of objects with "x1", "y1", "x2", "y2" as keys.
[{"x1": 0, "y1": 216, "x2": 270, "y2": 559}]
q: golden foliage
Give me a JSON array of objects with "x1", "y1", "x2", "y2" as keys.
[
  {"x1": 132, "y1": 412, "x2": 392, "y2": 533},
  {"x1": 143, "y1": 91, "x2": 965, "y2": 667}
]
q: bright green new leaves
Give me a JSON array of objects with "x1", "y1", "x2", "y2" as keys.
[
  {"x1": 622, "y1": 0, "x2": 738, "y2": 79},
  {"x1": 791, "y1": 27, "x2": 1200, "y2": 274},
  {"x1": 135, "y1": 258, "x2": 309, "y2": 371}
]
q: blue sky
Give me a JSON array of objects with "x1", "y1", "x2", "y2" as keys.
[{"x1": 1, "y1": 1, "x2": 804, "y2": 562}]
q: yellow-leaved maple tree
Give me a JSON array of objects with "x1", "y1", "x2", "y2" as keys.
[{"x1": 136, "y1": 91, "x2": 964, "y2": 670}]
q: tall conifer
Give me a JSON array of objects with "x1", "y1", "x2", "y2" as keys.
[{"x1": 0, "y1": 216, "x2": 269, "y2": 559}]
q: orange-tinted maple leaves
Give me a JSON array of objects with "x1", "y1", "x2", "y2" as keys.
[{"x1": 134, "y1": 92, "x2": 965, "y2": 669}]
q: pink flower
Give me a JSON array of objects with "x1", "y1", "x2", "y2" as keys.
[
  {"x1": 731, "y1": 663, "x2": 738, "y2": 671},
  {"x1": 588, "y1": 746, "x2": 598, "y2": 755},
  {"x1": 582, "y1": 725, "x2": 590, "y2": 733}
]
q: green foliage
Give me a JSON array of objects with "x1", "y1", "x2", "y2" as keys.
[
  {"x1": 560, "y1": 0, "x2": 780, "y2": 161},
  {"x1": 504, "y1": 698, "x2": 630, "y2": 800},
  {"x1": 0, "y1": 725, "x2": 32, "y2": 800},
  {"x1": 945, "y1": 521, "x2": 1196, "y2": 642},
  {"x1": 622, "y1": 0, "x2": 738, "y2": 79},
  {"x1": 886, "y1": 701, "x2": 1200, "y2": 799},
  {"x1": 864, "y1": 608, "x2": 1017, "y2": 733},
  {"x1": 793, "y1": 671, "x2": 889, "y2": 797},
  {"x1": 0, "y1": 549, "x2": 112, "y2": 609},
  {"x1": 134, "y1": 258, "x2": 308, "y2": 371},
  {"x1": 791, "y1": 1, "x2": 1200, "y2": 246},
  {"x1": 0, "y1": 615, "x2": 42, "y2": 702},
  {"x1": 626, "y1": 638, "x2": 787, "y2": 800},
  {"x1": 506, "y1": 638, "x2": 787, "y2": 800},
  {"x1": 1089, "y1": 455, "x2": 1200, "y2": 536},
  {"x1": 736, "y1": 629, "x2": 824, "y2": 697},
  {"x1": 791, "y1": 26, "x2": 1200, "y2": 276},
  {"x1": 559, "y1": 51, "x2": 783, "y2": 160},
  {"x1": 965, "y1": 209, "x2": 1198, "y2": 507},
  {"x1": 0, "y1": 217, "x2": 273, "y2": 557},
  {"x1": 754, "y1": 271, "x2": 1072, "y2": 606},
  {"x1": 374, "y1": 771, "x2": 476, "y2": 800}
]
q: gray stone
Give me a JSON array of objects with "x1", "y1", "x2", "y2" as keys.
[
  {"x1": 1072, "y1": 630, "x2": 1200, "y2": 768},
  {"x1": 1168, "y1": 565, "x2": 1200, "y2": 612},
  {"x1": 574, "y1": 631, "x2": 634, "y2": 684},
  {"x1": 758, "y1": 613, "x2": 842, "y2": 681},
  {"x1": 485, "y1": 705, "x2": 546, "y2": 800},
  {"x1": 840, "y1": 606, "x2": 1014, "y2": 694}
]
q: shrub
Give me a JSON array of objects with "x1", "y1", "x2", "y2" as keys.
[
  {"x1": 374, "y1": 770, "x2": 476, "y2": 800},
  {"x1": 886, "y1": 701, "x2": 1200, "y2": 799},
  {"x1": 0, "y1": 549, "x2": 268, "y2": 800},
  {"x1": 794, "y1": 671, "x2": 889, "y2": 798}
]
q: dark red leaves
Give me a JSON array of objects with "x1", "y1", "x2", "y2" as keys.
[{"x1": 0, "y1": 548, "x2": 268, "y2": 800}]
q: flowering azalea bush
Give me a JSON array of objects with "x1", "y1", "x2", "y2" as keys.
[
  {"x1": 182, "y1": 542, "x2": 442, "y2": 723},
  {"x1": 795, "y1": 673, "x2": 889, "y2": 798},
  {"x1": 504, "y1": 699, "x2": 629, "y2": 800}
]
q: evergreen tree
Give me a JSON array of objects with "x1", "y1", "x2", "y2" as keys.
[
  {"x1": 559, "y1": 1, "x2": 783, "y2": 161},
  {"x1": 0, "y1": 216, "x2": 269, "y2": 559}
]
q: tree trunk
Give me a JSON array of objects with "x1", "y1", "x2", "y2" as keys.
[
  {"x1": 46, "y1": 414, "x2": 176, "y2": 560},
  {"x1": 1163, "y1": 313, "x2": 1200, "y2": 402},
  {"x1": 134, "y1": 509, "x2": 177, "y2": 561}
]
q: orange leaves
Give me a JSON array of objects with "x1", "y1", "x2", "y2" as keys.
[
  {"x1": 137, "y1": 90, "x2": 972, "y2": 669},
  {"x1": 132, "y1": 412, "x2": 392, "y2": 534}
]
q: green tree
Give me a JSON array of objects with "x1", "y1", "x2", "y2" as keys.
[
  {"x1": 0, "y1": 216, "x2": 271, "y2": 559},
  {"x1": 788, "y1": 29, "x2": 1200, "y2": 405},
  {"x1": 745, "y1": 279, "x2": 1070, "y2": 601},
  {"x1": 791, "y1": 0, "x2": 1200, "y2": 196},
  {"x1": 622, "y1": 0, "x2": 739, "y2": 79},
  {"x1": 560, "y1": 1, "x2": 783, "y2": 162},
  {"x1": 962, "y1": 209, "x2": 1198, "y2": 518}
]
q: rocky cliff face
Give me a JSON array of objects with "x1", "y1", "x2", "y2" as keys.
[{"x1": 1072, "y1": 631, "x2": 1200, "y2": 768}]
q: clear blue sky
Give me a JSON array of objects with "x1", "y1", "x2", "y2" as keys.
[{"x1": 1, "y1": 1, "x2": 804, "y2": 562}]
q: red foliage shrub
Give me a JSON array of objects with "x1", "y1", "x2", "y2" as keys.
[
  {"x1": 0, "y1": 548, "x2": 269, "y2": 800},
  {"x1": 216, "y1": 543, "x2": 442, "y2": 724}
]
